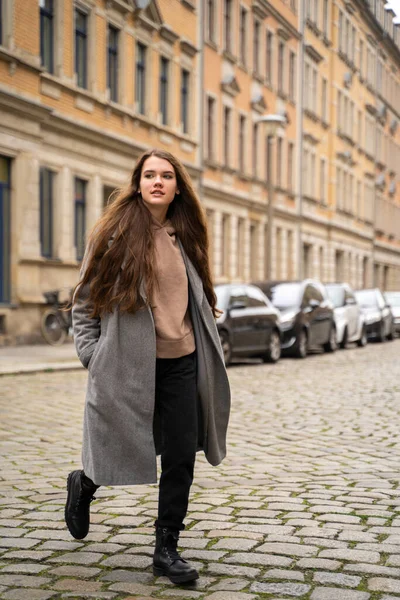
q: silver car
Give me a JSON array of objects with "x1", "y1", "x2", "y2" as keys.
[
  {"x1": 384, "y1": 292, "x2": 400, "y2": 335},
  {"x1": 325, "y1": 283, "x2": 367, "y2": 348}
]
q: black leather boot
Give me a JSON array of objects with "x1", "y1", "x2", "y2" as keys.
[
  {"x1": 65, "y1": 470, "x2": 97, "y2": 540},
  {"x1": 153, "y1": 526, "x2": 199, "y2": 584}
]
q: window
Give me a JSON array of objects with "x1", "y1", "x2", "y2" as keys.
[
  {"x1": 206, "y1": 96, "x2": 216, "y2": 160},
  {"x1": 288, "y1": 142, "x2": 294, "y2": 191},
  {"x1": 107, "y1": 25, "x2": 119, "y2": 102},
  {"x1": 320, "y1": 158, "x2": 327, "y2": 204},
  {"x1": 40, "y1": 168, "x2": 54, "y2": 258},
  {"x1": 159, "y1": 56, "x2": 169, "y2": 126},
  {"x1": 239, "y1": 115, "x2": 246, "y2": 172},
  {"x1": 74, "y1": 178, "x2": 86, "y2": 261},
  {"x1": 239, "y1": 7, "x2": 247, "y2": 65},
  {"x1": 237, "y1": 218, "x2": 245, "y2": 277},
  {"x1": 276, "y1": 137, "x2": 282, "y2": 187},
  {"x1": 222, "y1": 214, "x2": 230, "y2": 276},
  {"x1": 223, "y1": 106, "x2": 231, "y2": 167},
  {"x1": 181, "y1": 69, "x2": 189, "y2": 134},
  {"x1": 321, "y1": 77, "x2": 327, "y2": 121},
  {"x1": 253, "y1": 19, "x2": 260, "y2": 74},
  {"x1": 338, "y1": 11, "x2": 343, "y2": 53},
  {"x1": 322, "y1": 0, "x2": 329, "y2": 36},
  {"x1": 40, "y1": 0, "x2": 54, "y2": 73},
  {"x1": 252, "y1": 122, "x2": 258, "y2": 177},
  {"x1": 289, "y1": 51, "x2": 296, "y2": 101},
  {"x1": 206, "y1": 0, "x2": 216, "y2": 44},
  {"x1": 278, "y1": 42, "x2": 284, "y2": 94},
  {"x1": 75, "y1": 8, "x2": 88, "y2": 89},
  {"x1": 223, "y1": 0, "x2": 233, "y2": 53},
  {"x1": 266, "y1": 31, "x2": 273, "y2": 84},
  {"x1": 136, "y1": 42, "x2": 146, "y2": 115}
]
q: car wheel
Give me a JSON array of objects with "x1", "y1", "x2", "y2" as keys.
[
  {"x1": 219, "y1": 331, "x2": 232, "y2": 366},
  {"x1": 339, "y1": 327, "x2": 348, "y2": 350},
  {"x1": 377, "y1": 321, "x2": 386, "y2": 343},
  {"x1": 294, "y1": 329, "x2": 307, "y2": 359},
  {"x1": 387, "y1": 323, "x2": 395, "y2": 341},
  {"x1": 263, "y1": 330, "x2": 281, "y2": 363},
  {"x1": 357, "y1": 326, "x2": 367, "y2": 347},
  {"x1": 323, "y1": 326, "x2": 337, "y2": 353}
]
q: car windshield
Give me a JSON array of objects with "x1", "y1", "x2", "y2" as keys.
[
  {"x1": 214, "y1": 286, "x2": 230, "y2": 311},
  {"x1": 266, "y1": 283, "x2": 302, "y2": 310},
  {"x1": 385, "y1": 293, "x2": 400, "y2": 307},
  {"x1": 355, "y1": 290, "x2": 378, "y2": 308},
  {"x1": 326, "y1": 286, "x2": 344, "y2": 308}
]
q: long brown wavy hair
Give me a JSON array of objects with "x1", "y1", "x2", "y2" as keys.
[{"x1": 75, "y1": 148, "x2": 218, "y2": 317}]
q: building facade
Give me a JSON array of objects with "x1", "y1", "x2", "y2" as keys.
[{"x1": 0, "y1": 0, "x2": 399, "y2": 344}]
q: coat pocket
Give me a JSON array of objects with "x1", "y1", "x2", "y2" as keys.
[{"x1": 87, "y1": 336, "x2": 103, "y2": 372}]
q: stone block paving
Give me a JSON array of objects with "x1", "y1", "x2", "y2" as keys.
[{"x1": 1, "y1": 340, "x2": 400, "y2": 599}]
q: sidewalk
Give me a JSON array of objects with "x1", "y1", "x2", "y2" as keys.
[{"x1": 0, "y1": 341, "x2": 82, "y2": 375}]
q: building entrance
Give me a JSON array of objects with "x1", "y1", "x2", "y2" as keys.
[{"x1": 0, "y1": 157, "x2": 11, "y2": 303}]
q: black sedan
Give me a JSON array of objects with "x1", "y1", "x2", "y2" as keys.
[
  {"x1": 252, "y1": 279, "x2": 336, "y2": 358},
  {"x1": 215, "y1": 283, "x2": 282, "y2": 366},
  {"x1": 354, "y1": 288, "x2": 395, "y2": 342}
]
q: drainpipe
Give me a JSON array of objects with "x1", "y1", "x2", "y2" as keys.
[{"x1": 296, "y1": 0, "x2": 305, "y2": 280}]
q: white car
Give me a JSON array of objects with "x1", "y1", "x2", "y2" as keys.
[
  {"x1": 384, "y1": 291, "x2": 400, "y2": 336},
  {"x1": 325, "y1": 283, "x2": 367, "y2": 348}
]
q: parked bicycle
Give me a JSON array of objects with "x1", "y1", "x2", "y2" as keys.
[{"x1": 41, "y1": 288, "x2": 73, "y2": 346}]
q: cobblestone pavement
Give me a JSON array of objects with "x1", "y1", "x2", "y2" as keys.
[{"x1": 1, "y1": 340, "x2": 400, "y2": 600}]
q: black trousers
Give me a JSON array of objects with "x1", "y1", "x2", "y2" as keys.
[{"x1": 83, "y1": 351, "x2": 198, "y2": 532}]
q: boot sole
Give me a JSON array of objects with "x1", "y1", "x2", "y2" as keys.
[
  {"x1": 153, "y1": 566, "x2": 199, "y2": 584},
  {"x1": 65, "y1": 472, "x2": 87, "y2": 540}
]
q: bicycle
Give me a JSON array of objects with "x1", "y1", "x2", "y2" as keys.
[{"x1": 41, "y1": 289, "x2": 73, "y2": 346}]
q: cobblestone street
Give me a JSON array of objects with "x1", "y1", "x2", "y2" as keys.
[{"x1": 1, "y1": 340, "x2": 400, "y2": 599}]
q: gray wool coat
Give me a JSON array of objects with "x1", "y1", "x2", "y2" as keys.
[{"x1": 72, "y1": 241, "x2": 231, "y2": 486}]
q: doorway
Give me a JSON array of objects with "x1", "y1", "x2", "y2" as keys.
[{"x1": 0, "y1": 156, "x2": 10, "y2": 303}]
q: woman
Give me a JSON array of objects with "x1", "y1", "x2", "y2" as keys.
[{"x1": 65, "y1": 148, "x2": 231, "y2": 585}]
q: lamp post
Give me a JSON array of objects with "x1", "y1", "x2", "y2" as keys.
[{"x1": 257, "y1": 114, "x2": 286, "y2": 281}]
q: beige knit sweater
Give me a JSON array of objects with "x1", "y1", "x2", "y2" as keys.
[{"x1": 152, "y1": 218, "x2": 196, "y2": 359}]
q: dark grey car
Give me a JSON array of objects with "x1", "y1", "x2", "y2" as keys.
[
  {"x1": 215, "y1": 284, "x2": 282, "y2": 366},
  {"x1": 355, "y1": 288, "x2": 395, "y2": 342}
]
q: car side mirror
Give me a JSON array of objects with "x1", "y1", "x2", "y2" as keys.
[{"x1": 309, "y1": 299, "x2": 320, "y2": 310}]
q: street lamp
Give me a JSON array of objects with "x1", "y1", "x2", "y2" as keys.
[{"x1": 257, "y1": 114, "x2": 286, "y2": 281}]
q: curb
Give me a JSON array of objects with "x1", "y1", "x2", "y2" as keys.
[{"x1": 0, "y1": 361, "x2": 83, "y2": 376}]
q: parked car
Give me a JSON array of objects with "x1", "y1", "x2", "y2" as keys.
[
  {"x1": 384, "y1": 291, "x2": 400, "y2": 335},
  {"x1": 325, "y1": 283, "x2": 367, "y2": 348},
  {"x1": 215, "y1": 283, "x2": 282, "y2": 366},
  {"x1": 354, "y1": 288, "x2": 395, "y2": 342},
  {"x1": 252, "y1": 279, "x2": 336, "y2": 358}
]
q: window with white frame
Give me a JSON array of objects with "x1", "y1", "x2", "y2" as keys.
[
  {"x1": 107, "y1": 24, "x2": 119, "y2": 102},
  {"x1": 206, "y1": 95, "x2": 216, "y2": 161},
  {"x1": 40, "y1": 0, "x2": 54, "y2": 73},
  {"x1": 252, "y1": 121, "x2": 258, "y2": 177},
  {"x1": 223, "y1": 105, "x2": 232, "y2": 167},
  {"x1": 238, "y1": 114, "x2": 246, "y2": 172},
  {"x1": 322, "y1": 0, "x2": 329, "y2": 37},
  {"x1": 135, "y1": 42, "x2": 146, "y2": 115},
  {"x1": 266, "y1": 30, "x2": 273, "y2": 85},
  {"x1": 288, "y1": 142, "x2": 294, "y2": 192},
  {"x1": 289, "y1": 50, "x2": 296, "y2": 101},
  {"x1": 253, "y1": 18, "x2": 260, "y2": 75},
  {"x1": 223, "y1": 0, "x2": 233, "y2": 54},
  {"x1": 75, "y1": 7, "x2": 88, "y2": 89},
  {"x1": 239, "y1": 6, "x2": 247, "y2": 65},
  {"x1": 278, "y1": 41, "x2": 285, "y2": 95},
  {"x1": 221, "y1": 214, "x2": 230, "y2": 277},
  {"x1": 159, "y1": 56, "x2": 169, "y2": 126},
  {"x1": 206, "y1": 0, "x2": 217, "y2": 44},
  {"x1": 181, "y1": 68, "x2": 190, "y2": 134},
  {"x1": 40, "y1": 167, "x2": 55, "y2": 259},
  {"x1": 321, "y1": 77, "x2": 327, "y2": 121},
  {"x1": 74, "y1": 177, "x2": 87, "y2": 261},
  {"x1": 276, "y1": 137, "x2": 283, "y2": 187},
  {"x1": 320, "y1": 158, "x2": 327, "y2": 204}
]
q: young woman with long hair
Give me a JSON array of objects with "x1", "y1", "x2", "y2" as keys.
[{"x1": 64, "y1": 148, "x2": 231, "y2": 584}]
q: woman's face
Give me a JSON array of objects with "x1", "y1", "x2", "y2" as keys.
[{"x1": 139, "y1": 156, "x2": 179, "y2": 221}]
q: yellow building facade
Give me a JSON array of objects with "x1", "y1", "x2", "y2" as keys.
[{"x1": 0, "y1": 0, "x2": 399, "y2": 343}]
